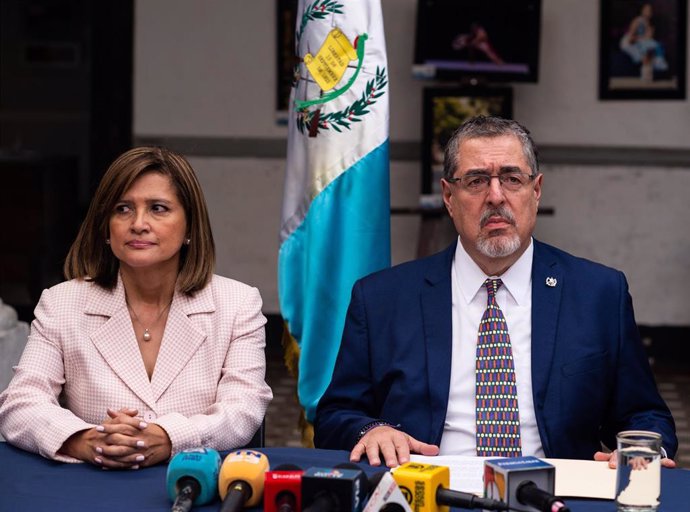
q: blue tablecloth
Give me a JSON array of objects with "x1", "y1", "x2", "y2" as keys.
[{"x1": 1, "y1": 442, "x2": 687, "y2": 511}]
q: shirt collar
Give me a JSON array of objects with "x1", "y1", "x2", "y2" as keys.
[{"x1": 453, "y1": 237, "x2": 533, "y2": 305}]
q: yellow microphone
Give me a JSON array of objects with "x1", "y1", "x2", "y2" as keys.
[
  {"x1": 392, "y1": 462, "x2": 450, "y2": 512},
  {"x1": 218, "y1": 450, "x2": 270, "y2": 512},
  {"x1": 391, "y1": 462, "x2": 509, "y2": 511}
]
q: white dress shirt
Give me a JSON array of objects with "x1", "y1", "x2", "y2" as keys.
[{"x1": 439, "y1": 238, "x2": 544, "y2": 457}]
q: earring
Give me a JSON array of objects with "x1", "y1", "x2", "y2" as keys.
[
  {"x1": 105, "y1": 238, "x2": 111, "y2": 245},
  {"x1": 185, "y1": 238, "x2": 191, "y2": 245}
]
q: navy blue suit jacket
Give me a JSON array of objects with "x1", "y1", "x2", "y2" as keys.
[{"x1": 314, "y1": 240, "x2": 677, "y2": 459}]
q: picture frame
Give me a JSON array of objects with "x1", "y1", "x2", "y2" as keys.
[
  {"x1": 421, "y1": 86, "x2": 513, "y2": 195},
  {"x1": 599, "y1": 0, "x2": 687, "y2": 100}
]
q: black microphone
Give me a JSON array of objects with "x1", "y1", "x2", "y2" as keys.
[
  {"x1": 264, "y1": 463, "x2": 303, "y2": 512},
  {"x1": 437, "y1": 487, "x2": 510, "y2": 510},
  {"x1": 302, "y1": 462, "x2": 369, "y2": 512},
  {"x1": 484, "y1": 456, "x2": 570, "y2": 512},
  {"x1": 516, "y1": 481, "x2": 570, "y2": 512}
]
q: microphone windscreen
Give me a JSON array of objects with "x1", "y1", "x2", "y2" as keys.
[
  {"x1": 484, "y1": 456, "x2": 557, "y2": 510},
  {"x1": 391, "y1": 462, "x2": 450, "y2": 512},
  {"x1": 218, "y1": 450, "x2": 270, "y2": 506},
  {"x1": 166, "y1": 447, "x2": 222, "y2": 505},
  {"x1": 363, "y1": 471, "x2": 413, "y2": 512},
  {"x1": 302, "y1": 463, "x2": 368, "y2": 512},
  {"x1": 265, "y1": 464, "x2": 304, "y2": 512}
]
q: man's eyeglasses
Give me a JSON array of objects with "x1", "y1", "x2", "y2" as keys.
[{"x1": 446, "y1": 172, "x2": 537, "y2": 194}]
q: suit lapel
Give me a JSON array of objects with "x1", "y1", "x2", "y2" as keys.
[
  {"x1": 150, "y1": 284, "x2": 213, "y2": 402},
  {"x1": 531, "y1": 241, "x2": 563, "y2": 454},
  {"x1": 421, "y1": 243, "x2": 455, "y2": 444},
  {"x1": 86, "y1": 280, "x2": 157, "y2": 409}
]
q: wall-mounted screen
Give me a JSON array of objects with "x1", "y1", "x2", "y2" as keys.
[{"x1": 413, "y1": 0, "x2": 542, "y2": 83}]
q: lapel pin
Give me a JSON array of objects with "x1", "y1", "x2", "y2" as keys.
[{"x1": 545, "y1": 277, "x2": 557, "y2": 287}]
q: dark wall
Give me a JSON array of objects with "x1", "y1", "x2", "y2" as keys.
[{"x1": 0, "y1": 0, "x2": 133, "y2": 321}]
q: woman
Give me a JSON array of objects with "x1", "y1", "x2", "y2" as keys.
[
  {"x1": 0, "y1": 147, "x2": 272, "y2": 469},
  {"x1": 619, "y1": 2, "x2": 668, "y2": 79}
]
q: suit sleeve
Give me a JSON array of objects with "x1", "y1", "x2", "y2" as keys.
[
  {"x1": 313, "y1": 280, "x2": 382, "y2": 450},
  {"x1": 153, "y1": 286, "x2": 273, "y2": 454},
  {"x1": 0, "y1": 288, "x2": 94, "y2": 462},
  {"x1": 602, "y1": 272, "x2": 678, "y2": 458}
]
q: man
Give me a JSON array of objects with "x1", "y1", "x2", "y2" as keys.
[{"x1": 313, "y1": 116, "x2": 677, "y2": 468}]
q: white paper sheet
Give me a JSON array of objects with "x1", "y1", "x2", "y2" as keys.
[{"x1": 409, "y1": 455, "x2": 616, "y2": 499}]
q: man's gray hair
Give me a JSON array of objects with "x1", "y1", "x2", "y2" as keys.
[{"x1": 442, "y1": 115, "x2": 539, "y2": 179}]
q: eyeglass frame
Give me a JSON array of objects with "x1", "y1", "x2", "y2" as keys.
[{"x1": 444, "y1": 170, "x2": 538, "y2": 194}]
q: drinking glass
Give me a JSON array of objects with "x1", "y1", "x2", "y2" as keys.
[{"x1": 615, "y1": 430, "x2": 662, "y2": 512}]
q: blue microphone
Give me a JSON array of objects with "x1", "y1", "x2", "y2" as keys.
[{"x1": 166, "y1": 447, "x2": 222, "y2": 512}]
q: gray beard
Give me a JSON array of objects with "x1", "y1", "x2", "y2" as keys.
[
  {"x1": 476, "y1": 232, "x2": 521, "y2": 258},
  {"x1": 476, "y1": 206, "x2": 521, "y2": 258}
]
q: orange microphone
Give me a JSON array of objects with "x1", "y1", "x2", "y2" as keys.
[{"x1": 217, "y1": 450, "x2": 270, "y2": 512}]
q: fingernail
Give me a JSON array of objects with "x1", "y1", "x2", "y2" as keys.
[
  {"x1": 95, "y1": 447, "x2": 103, "y2": 454},
  {"x1": 95, "y1": 457, "x2": 103, "y2": 464},
  {"x1": 136, "y1": 440, "x2": 145, "y2": 448},
  {"x1": 135, "y1": 454, "x2": 145, "y2": 462},
  {"x1": 138, "y1": 421, "x2": 148, "y2": 429},
  {"x1": 131, "y1": 465, "x2": 139, "y2": 470},
  {"x1": 96, "y1": 425, "x2": 105, "y2": 432}
]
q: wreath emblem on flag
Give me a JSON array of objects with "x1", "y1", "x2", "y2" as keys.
[{"x1": 293, "y1": 0, "x2": 388, "y2": 136}]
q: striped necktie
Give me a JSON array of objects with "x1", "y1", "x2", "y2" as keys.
[{"x1": 475, "y1": 278, "x2": 522, "y2": 457}]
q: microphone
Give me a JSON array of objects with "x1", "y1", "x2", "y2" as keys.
[
  {"x1": 391, "y1": 462, "x2": 509, "y2": 511},
  {"x1": 217, "y1": 449, "x2": 270, "y2": 512},
  {"x1": 484, "y1": 456, "x2": 570, "y2": 512},
  {"x1": 363, "y1": 471, "x2": 412, "y2": 512},
  {"x1": 516, "y1": 481, "x2": 571, "y2": 512},
  {"x1": 166, "y1": 447, "x2": 222, "y2": 512},
  {"x1": 264, "y1": 463, "x2": 303, "y2": 512},
  {"x1": 302, "y1": 462, "x2": 369, "y2": 512}
]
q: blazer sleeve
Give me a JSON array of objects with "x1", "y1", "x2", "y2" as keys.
[
  {"x1": 153, "y1": 286, "x2": 273, "y2": 454},
  {"x1": 0, "y1": 287, "x2": 94, "y2": 463},
  {"x1": 313, "y1": 280, "x2": 382, "y2": 450},
  {"x1": 602, "y1": 272, "x2": 678, "y2": 457}
]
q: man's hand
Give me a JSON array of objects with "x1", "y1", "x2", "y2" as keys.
[
  {"x1": 594, "y1": 450, "x2": 676, "y2": 469},
  {"x1": 350, "y1": 426, "x2": 439, "y2": 468}
]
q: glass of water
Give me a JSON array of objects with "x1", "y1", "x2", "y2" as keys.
[{"x1": 615, "y1": 430, "x2": 662, "y2": 512}]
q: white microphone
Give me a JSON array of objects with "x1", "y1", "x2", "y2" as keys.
[{"x1": 363, "y1": 471, "x2": 412, "y2": 512}]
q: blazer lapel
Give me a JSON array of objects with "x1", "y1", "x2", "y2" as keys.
[
  {"x1": 150, "y1": 285, "x2": 213, "y2": 402},
  {"x1": 531, "y1": 240, "x2": 563, "y2": 454},
  {"x1": 86, "y1": 280, "x2": 157, "y2": 409},
  {"x1": 421, "y1": 243, "x2": 455, "y2": 444}
]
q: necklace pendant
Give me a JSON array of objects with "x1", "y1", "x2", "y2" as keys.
[{"x1": 142, "y1": 329, "x2": 152, "y2": 342}]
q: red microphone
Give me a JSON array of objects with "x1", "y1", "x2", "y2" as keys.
[{"x1": 264, "y1": 463, "x2": 303, "y2": 512}]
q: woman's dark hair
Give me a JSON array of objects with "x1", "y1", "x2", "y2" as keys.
[{"x1": 64, "y1": 146, "x2": 215, "y2": 294}]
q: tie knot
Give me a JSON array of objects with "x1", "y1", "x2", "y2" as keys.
[{"x1": 484, "y1": 278, "x2": 503, "y2": 299}]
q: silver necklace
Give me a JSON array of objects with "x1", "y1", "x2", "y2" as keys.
[{"x1": 127, "y1": 299, "x2": 172, "y2": 342}]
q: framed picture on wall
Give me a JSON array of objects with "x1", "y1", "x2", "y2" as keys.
[
  {"x1": 599, "y1": 0, "x2": 687, "y2": 100},
  {"x1": 421, "y1": 86, "x2": 513, "y2": 195}
]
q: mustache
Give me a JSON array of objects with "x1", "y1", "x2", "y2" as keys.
[{"x1": 480, "y1": 206, "x2": 516, "y2": 228}]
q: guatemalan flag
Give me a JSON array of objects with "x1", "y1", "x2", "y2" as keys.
[{"x1": 278, "y1": 0, "x2": 391, "y2": 425}]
